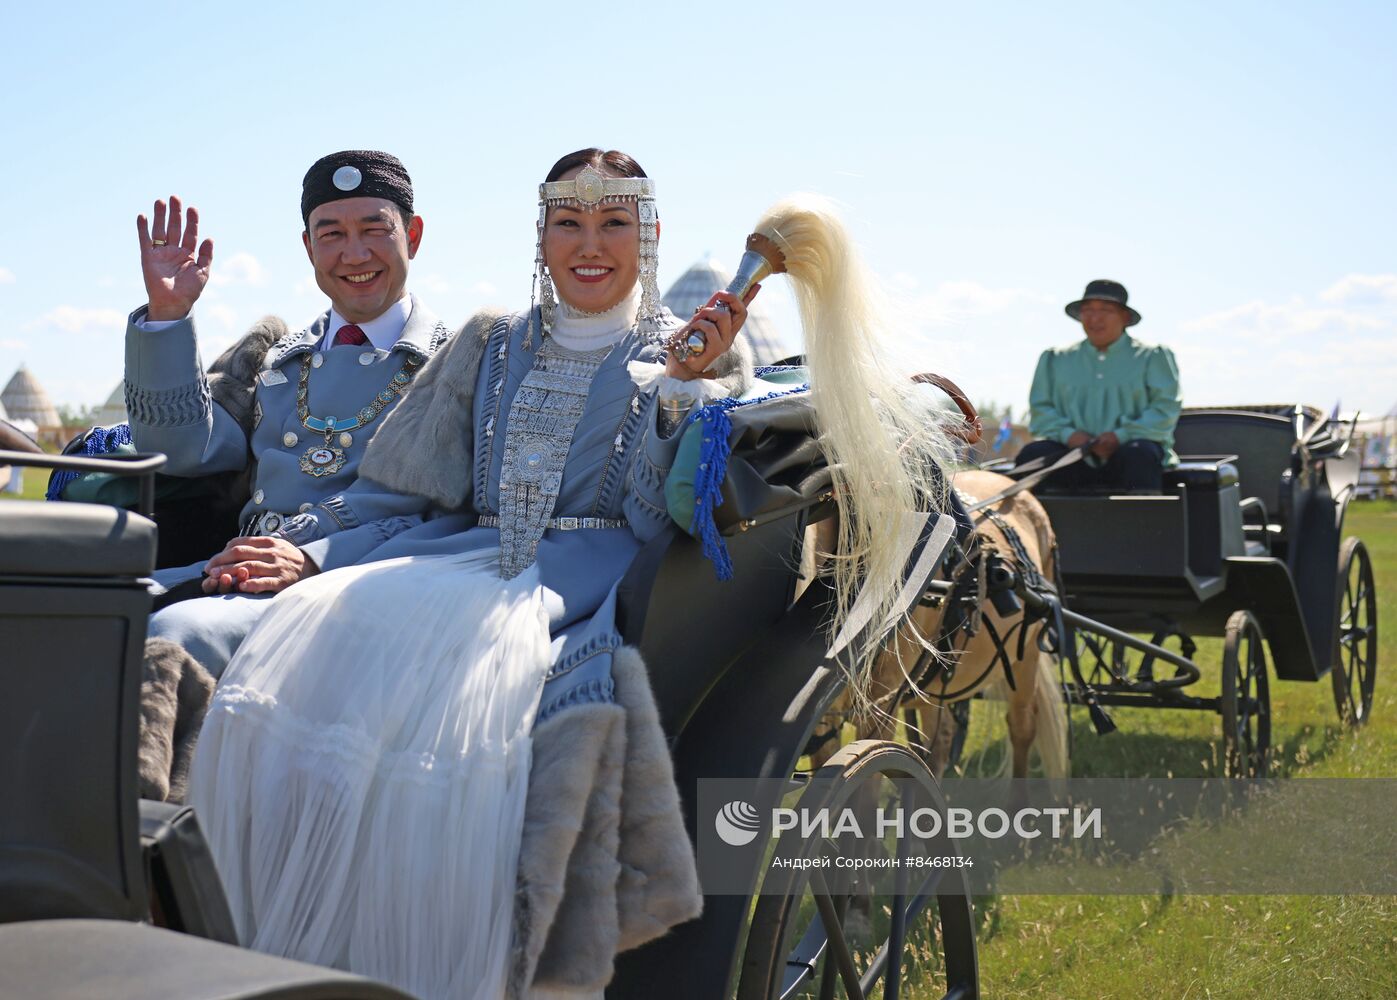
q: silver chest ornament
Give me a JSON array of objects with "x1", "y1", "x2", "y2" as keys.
[
  {"x1": 495, "y1": 340, "x2": 612, "y2": 579},
  {"x1": 295, "y1": 350, "x2": 422, "y2": 477}
]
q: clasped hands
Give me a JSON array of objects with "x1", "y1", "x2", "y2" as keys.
[
  {"x1": 202, "y1": 536, "x2": 319, "y2": 595},
  {"x1": 1067, "y1": 430, "x2": 1120, "y2": 460},
  {"x1": 664, "y1": 286, "x2": 759, "y2": 380}
]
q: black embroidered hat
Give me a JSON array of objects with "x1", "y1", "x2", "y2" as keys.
[
  {"x1": 1064, "y1": 279, "x2": 1142, "y2": 327},
  {"x1": 301, "y1": 150, "x2": 414, "y2": 226}
]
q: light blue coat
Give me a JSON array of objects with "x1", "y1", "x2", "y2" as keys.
[
  {"x1": 124, "y1": 295, "x2": 449, "y2": 573},
  {"x1": 128, "y1": 297, "x2": 449, "y2": 674},
  {"x1": 302, "y1": 310, "x2": 694, "y2": 720}
]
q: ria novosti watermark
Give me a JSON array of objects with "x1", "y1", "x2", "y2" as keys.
[{"x1": 696, "y1": 778, "x2": 1397, "y2": 896}]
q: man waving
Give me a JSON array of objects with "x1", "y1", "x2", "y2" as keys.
[{"x1": 127, "y1": 150, "x2": 446, "y2": 679}]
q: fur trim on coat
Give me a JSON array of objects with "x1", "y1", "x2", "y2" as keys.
[
  {"x1": 359, "y1": 308, "x2": 504, "y2": 509},
  {"x1": 206, "y1": 317, "x2": 291, "y2": 434},
  {"x1": 138, "y1": 638, "x2": 216, "y2": 803},
  {"x1": 706, "y1": 331, "x2": 755, "y2": 400},
  {"x1": 511, "y1": 646, "x2": 702, "y2": 997}
]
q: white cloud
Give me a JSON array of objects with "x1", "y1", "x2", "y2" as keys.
[
  {"x1": 1176, "y1": 278, "x2": 1397, "y2": 413},
  {"x1": 1182, "y1": 296, "x2": 1388, "y2": 340},
  {"x1": 0, "y1": 266, "x2": 15, "y2": 285},
  {"x1": 210, "y1": 251, "x2": 266, "y2": 287},
  {"x1": 27, "y1": 306, "x2": 127, "y2": 335},
  {"x1": 0, "y1": 338, "x2": 26, "y2": 350},
  {"x1": 468, "y1": 280, "x2": 497, "y2": 297},
  {"x1": 1319, "y1": 273, "x2": 1397, "y2": 305}
]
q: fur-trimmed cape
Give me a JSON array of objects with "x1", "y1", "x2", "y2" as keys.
[{"x1": 359, "y1": 309, "x2": 706, "y2": 995}]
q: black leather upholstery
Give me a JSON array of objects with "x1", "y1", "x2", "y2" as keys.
[
  {"x1": 1168, "y1": 460, "x2": 1239, "y2": 491},
  {"x1": 0, "y1": 920, "x2": 415, "y2": 1000},
  {"x1": 0, "y1": 500, "x2": 156, "y2": 577},
  {"x1": 0, "y1": 501, "x2": 154, "y2": 925}
]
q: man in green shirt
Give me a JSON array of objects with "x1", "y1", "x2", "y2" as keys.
[{"x1": 1015, "y1": 279, "x2": 1181, "y2": 491}]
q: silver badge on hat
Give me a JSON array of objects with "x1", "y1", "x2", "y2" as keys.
[{"x1": 332, "y1": 165, "x2": 363, "y2": 192}]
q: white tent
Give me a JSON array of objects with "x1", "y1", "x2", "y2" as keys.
[
  {"x1": 662, "y1": 257, "x2": 791, "y2": 365},
  {"x1": 1, "y1": 365, "x2": 61, "y2": 431}
]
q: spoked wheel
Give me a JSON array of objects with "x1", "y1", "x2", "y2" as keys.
[
  {"x1": 1140, "y1": 625, "x2": 1198, "y2": 684},
  {"x1": 736, "y1": 740, "x2": 978, "y2": 1000},
  {"x1": 1220, "y1": 610, "x2": 1272, "y2": 777},
  {"x1": 1331, "y1": 537, "x2": 1378, "y2": 727}
]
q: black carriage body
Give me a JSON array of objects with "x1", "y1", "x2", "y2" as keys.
[
  {"x1": 1039, "y1": 404, "x2": 1359, "y2": 681},
  {"x1": 1, "y1": 442, "x2": 981, "y2": 999}
]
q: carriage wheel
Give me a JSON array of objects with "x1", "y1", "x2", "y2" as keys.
[
  {"x1": 1220, "y1": 610, "x2": 1272, "y2": 778},
  {"x1": 736, "y1": 740, "x2": 978, "y2": 1000},
  {"x1": 1331, "y1": 537, "x2": 1378, "y2": 727}
]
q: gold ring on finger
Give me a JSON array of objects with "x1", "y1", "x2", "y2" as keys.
[{"x1": 151, "y1": 239, "x2": 168, "y2": 246}]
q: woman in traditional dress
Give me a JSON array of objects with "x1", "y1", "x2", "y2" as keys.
[{"x1": 188, "y1": 148, "x2": 758, "y2": 1000}]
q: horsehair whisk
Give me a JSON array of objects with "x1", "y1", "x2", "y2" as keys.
[{"x1": 728, "y1": 194, "x2": 958, "y2": 718}]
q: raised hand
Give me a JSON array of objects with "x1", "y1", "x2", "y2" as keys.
[{"x1": 137, "y1": 195, "x2": 215, "y2": 322}]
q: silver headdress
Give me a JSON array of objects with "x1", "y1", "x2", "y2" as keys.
[{"x1": 529, "y1": 165, "x2": 667, "y2": 348}]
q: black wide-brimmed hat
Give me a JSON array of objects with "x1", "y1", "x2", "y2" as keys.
[{"x1": 1064, "y1": 279, "x2": 1141, "y2": 327}]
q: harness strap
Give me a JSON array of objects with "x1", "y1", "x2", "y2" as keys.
[{"x1": 966, "y1": 444, "x2": 1089, "y2": 513}]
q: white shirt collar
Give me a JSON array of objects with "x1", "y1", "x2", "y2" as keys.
[{"x1": 323, "y1": 293, "x2": 413, "y2": 351}]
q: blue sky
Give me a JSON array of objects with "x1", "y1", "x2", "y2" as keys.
[{"x1": 2, "y1": 1, "x2": 1394, "y2": 417}]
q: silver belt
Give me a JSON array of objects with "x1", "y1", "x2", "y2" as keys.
[
  {"x1": 242, "y1": 511, "x2": 294, "y2": 536},
  {"x1": 476, "y1": 514, "x2": 627, "y2": 531}
]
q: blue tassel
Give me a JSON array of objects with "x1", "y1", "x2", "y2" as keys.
[
  {"x1": 686, "y1": 383, "x2": 810, "y2": 582},
  {"x1": 46, "y1": 423, "x2": 134, "y2": 501},
  {"x1": 690, "y1": 403, "x2": 737, "y2": 581}
]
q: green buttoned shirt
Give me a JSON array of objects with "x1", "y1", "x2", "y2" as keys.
[{"x1": 1028, "y1": 332, "x2": 1182, "y2": 466}]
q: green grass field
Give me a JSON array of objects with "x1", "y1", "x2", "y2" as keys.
[
  {"x1": 954, "y1": 500, "x2": 1397, "y2": 999},
  {"x1": 5, "y1": 467, "x2": 51, "y2": 501}
]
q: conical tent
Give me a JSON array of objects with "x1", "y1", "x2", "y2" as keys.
[
  {"x1": 662, "y1": 257, "x2": 791, "y2": 365},
  {"x1": 1, "y1": 366, "x2": 61, "y2": 429},
  {"x1": 93, "y1": 382, "x2": 128, "y2": 427}
]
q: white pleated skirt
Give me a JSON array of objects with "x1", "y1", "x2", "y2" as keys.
[{"x1": 188, "y1": 549, "x2": 552, "y2": 1000}]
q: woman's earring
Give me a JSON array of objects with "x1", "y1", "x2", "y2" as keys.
[{"x1": 539, "y1": 268, "x2": 557, "y2": 336}]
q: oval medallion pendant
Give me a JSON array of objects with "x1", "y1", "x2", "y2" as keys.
[{"x1": 301, "y1": 444, "x2": 347, "y2": 477}]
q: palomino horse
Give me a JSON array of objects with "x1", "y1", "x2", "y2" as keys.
[{"x1": 807, "y1": 468, "x2": 1069, "y2": 781}]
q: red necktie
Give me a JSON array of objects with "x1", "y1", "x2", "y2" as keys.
[{"x1": 333, "y1": 324, "x2": 368, "y2": 347}]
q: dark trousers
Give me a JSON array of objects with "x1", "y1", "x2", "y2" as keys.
[{"x1": 1014, "y1": 438, "x2": 1166, "y2": 493}]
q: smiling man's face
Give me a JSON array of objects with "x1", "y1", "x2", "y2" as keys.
[{"x1": 303, "y1": 197, "x2": 422, "y2": 323}]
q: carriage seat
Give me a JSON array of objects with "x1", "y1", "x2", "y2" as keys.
[
  {"x1": 1174, "y1": 408, "x2": 1297, "y2": 537},
  {"x1": 0, "y1": 500, "x2": 156, "y2": 578},
  {"x1": 1167, "y1": 460, "x2": 1239, "y2": 492},
  {"x1": 0, "y1": 920, "x2": 414, "y2": 1000}
]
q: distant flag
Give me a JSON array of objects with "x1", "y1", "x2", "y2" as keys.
[{"x1": 992, "y1": 413, "x2": 1013, "y2": 452}]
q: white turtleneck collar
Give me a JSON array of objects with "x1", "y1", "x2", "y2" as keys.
[{"x1": 550, "y1": 284, "x2": 640, "y2": 351}]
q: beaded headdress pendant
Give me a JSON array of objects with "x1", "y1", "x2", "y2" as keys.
[{"x1": 528, "y1": 165, "x2": 665, "y2": 348}]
